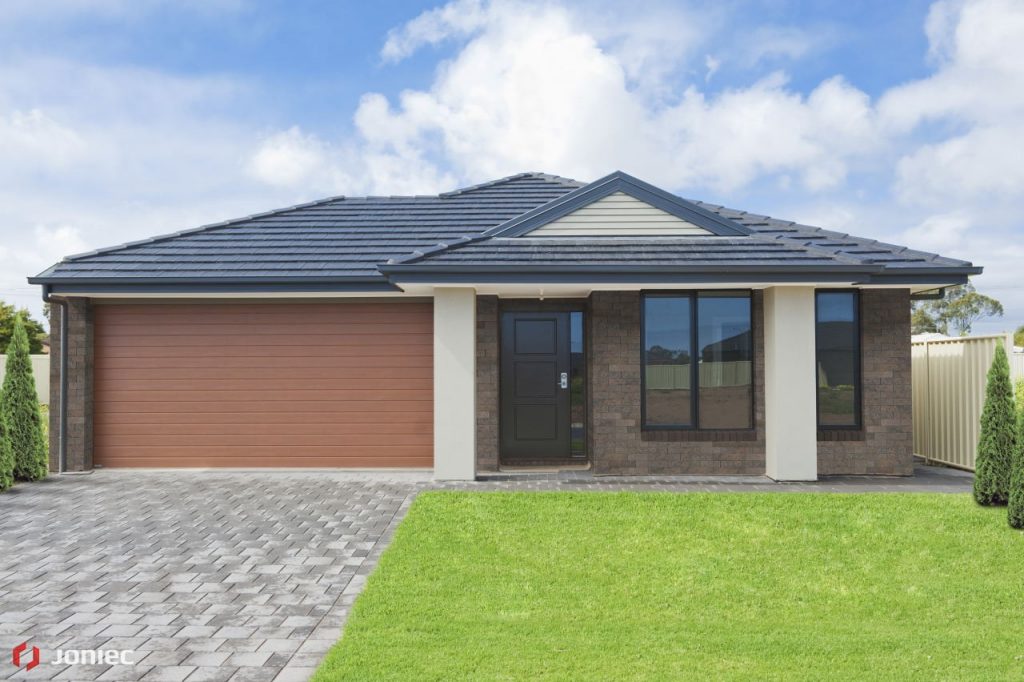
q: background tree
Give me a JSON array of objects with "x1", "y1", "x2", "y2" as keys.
[
  {"x1": 0, "y1": 315, "x2": 48, "y2": 482},
  {"x1": 1015, "y1": 325, "x2": 1024, "y2": 347},
  {"x1": 1009, "y1": 380, "x2": 1024, "y2": 528},
  {"x1": 0, "y1": 301, "x2": 47, "y2": 354},
  {"x1": 910, "y1": 306, "x2": 941, "y2": 335},
  {"x1": 974, "y1": 344, "x2": 1016, "y2": 505},
  {"x1": 912, "y1": 282, "x2": 1003, "y2": 337}
]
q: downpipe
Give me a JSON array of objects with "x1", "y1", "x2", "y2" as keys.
[{"x1": 41, "y1": 285, "x2": 68, "y2": 474}]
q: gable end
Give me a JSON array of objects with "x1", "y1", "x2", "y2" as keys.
[
  {"x1": 491, "y1": 170, "x2": 753, "y2": 238},
  {"x1": 529, "y1": 192, "x2": 711, "y2": 236}
]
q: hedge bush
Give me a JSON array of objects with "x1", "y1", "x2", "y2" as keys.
[
  {"x1": 1009, "y1": 380, "x2": 1024, "y2": 528},
  {"x1": 0, "y1": 315, "x2": 48, "y2": 483}
]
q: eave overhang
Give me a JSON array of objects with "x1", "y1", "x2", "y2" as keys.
[
  {"x1": 378, "y1": 263, "x2": 982, "y2": 287},
  {"x1": 32, "y1": 276, "x2": 400, "y2": 296}
]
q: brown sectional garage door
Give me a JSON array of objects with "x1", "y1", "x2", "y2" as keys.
[{"x1": 93, "y1": 301, "x2": 433, "y2": 468}]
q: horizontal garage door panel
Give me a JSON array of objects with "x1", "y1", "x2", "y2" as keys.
[
  {"x1": 93, "y1": 301, "x2": 433, "y2": 468},
  {"x1": 93, "y1": 367, "x2": 432, "y2": 381}
]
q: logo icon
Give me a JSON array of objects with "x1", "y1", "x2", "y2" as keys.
[{"x1": 12, "y1": 642, "x2": 40, "y2": 671}]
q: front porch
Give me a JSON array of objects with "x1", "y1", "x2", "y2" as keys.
[{"x1": 433, "y1": 286, "x2": 913, "y2": 481}]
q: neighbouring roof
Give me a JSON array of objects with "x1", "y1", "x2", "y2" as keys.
[{"x1": 30, "y1": 170, "x2": 981, "y2": 294}]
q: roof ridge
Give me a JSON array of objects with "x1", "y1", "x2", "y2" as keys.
[
  {"x1": 439, "y1": 171, "x2": 583, "y2": 197},
  {"x1": 60, "y1": 194, "x2": 350, "y2": 263}
]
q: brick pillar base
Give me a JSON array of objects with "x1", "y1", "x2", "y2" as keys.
[{"x1": 48, "y1": 298, "x2": 93, "y2": 472}]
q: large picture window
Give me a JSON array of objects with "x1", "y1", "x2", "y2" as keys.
[
  {"x1": 642, "y1": 292, "x2": 753, "y2": 430},
  {"x1": 815, "y1": 291, "x2": 861, "y2": 428}
]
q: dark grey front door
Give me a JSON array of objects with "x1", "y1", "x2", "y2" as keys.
[{"x1": 500, "y1": 312, "x2": 571, "y2": 461}]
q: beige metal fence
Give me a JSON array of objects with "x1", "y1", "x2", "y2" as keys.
[
  {"x1": 912, "y1": 334, "x2": 1019, "y2": 471},
  {"x1": 0, "y1": 355, "x2": 50, "y2": 405}
]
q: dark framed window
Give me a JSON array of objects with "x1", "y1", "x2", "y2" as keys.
[
  {"x1": 570, "y1": 311, "x2": 586, "y2": 458},
  {"x1": 641, "y1": 292, "x2": 753, "y2": 430},
  {"x1": 815, "y1": 290, "x2": 861, "y2": 428}
]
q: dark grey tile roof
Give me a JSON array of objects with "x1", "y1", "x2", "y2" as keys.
[
  {"x1": 690, "y1": 201, "x2": 974, "y2": 270},
  {"x1": 31, "y1": 170, "x2": 978, "y2": 288},
  {"x1": 31, "y1": 173, "x2": 583, "y2": 282}
]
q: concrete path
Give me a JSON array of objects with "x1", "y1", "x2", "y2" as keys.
[{"x1": 0, "y1": 464, "x2": 971, "y2": 681}]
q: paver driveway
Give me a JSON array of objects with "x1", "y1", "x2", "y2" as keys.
[{"x1": 0, "y1": 471, "x2": 426, "y2": 682}]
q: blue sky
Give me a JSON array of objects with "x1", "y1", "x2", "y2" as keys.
[{"x1": 0, "y1": 0, "x2": 1020, "y2": 334}]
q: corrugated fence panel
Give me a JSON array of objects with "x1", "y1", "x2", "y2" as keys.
[
  {"x1": 0, "y1": 355, "x2": 50, "y2": 404},
  {"x1": 1012, "y1": 352, "x2": 1024, "y2": 381},
  {"x1": 911, "y1": 335, "x2": 1015, "y2": 471}
]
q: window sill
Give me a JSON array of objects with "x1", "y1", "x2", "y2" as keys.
[
  {"x1": 817, "y1": 429, "x2": 865, "y2": 442},
  {"x1": 641, "y1": 429, "x2": 757, "y2": 443}
]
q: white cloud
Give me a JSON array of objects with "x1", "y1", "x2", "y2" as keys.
[
  {"x1": 901, "y1": 212, "x2": 974, "y2": 254},
  {"x1": 248, "y1": 127, "x2": 331, "y2": 188},
  {"x1": 704, "y1": 55, "x2": 720, "y2": 82},
  {"x1": 879, "y1": 0, "x2": 1024, "y2": 130},
  {"x1": 739, "y1": 24, "x2": 836, "y2": 67},
  {"x1": 381, "y1": 0, "x2": 487, "y2": 63},
  {"x1": 258, "y1": 1, "x2": 878, "y2": 196},
  {"x1": 895, "y1": 123, "x2": 1024, "y2": 204},
  {"x1": 0, "y1": 109, "x2": 89, "y2": 176}
]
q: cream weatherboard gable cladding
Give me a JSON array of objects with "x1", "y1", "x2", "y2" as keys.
[{"x1": 527, "y1": 191, "x2": 712, "y2": 236}]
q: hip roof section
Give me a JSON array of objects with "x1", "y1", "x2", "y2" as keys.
[{"x1": 30, "y1": 170, "x2": 980, "y2": 291}]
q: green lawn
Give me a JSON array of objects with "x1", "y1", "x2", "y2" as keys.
[{"x1": 314, "y1": 492, "x2": 1024, "y2": 681}]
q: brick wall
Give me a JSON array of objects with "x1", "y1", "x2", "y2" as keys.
[
  {"x1": 817, "y1": 289, "x2": 913, "y2": 475},
  {"x1": 588, "y1": 291, "x2": 767, "y2": 475},
  {"x1": 48, "y1": 297, "x2": 94, "y2": 472},
  {"x1": 477, "y1": 289, "x2": 910, "y2": 476},
  {"x1": 476, "y1": 296, "x2": 500, "y2": 472}
]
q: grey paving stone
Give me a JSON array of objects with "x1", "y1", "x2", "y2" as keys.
[
  {"x1": 185, "y1": 667, "x2": 238, "y2": 682},
  {"x1": 257, "y1": 639, "x2": 301, "y2": 654},
  {"x1": 140, "y1": 666, "x2": 196, "y2": 682},
  {"x1": 97, "y1": 664, "x2": 156, "y2": 681},
  {"x1": 228, "y1": 666, "x2": 279, "y2": 682},
  {"x1": 224, "y1": 651, "x2": 272, "y2": 667},
  {"x1": 272, "y1": 667, "x2": 316, "y2": 682},
  {"x1": 182, "y1": 651, "x2": 231, "y2": 667}
]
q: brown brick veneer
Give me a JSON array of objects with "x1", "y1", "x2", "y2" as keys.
[
  {"x1": 475, "y1": 296, "x2": 500, "y2": 472},
  {"x1": 48, "y1": 297, "x2": 94, "y2": 472}
]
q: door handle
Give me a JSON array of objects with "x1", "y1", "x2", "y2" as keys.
[{"x1": 559, "y1": 372, "x2": 568, "y2": 389}]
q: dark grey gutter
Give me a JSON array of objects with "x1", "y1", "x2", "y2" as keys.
[
  {"x1": 379, "y1": 263, "x2": 981, "y2": 286},
  {"x1": 30, "y1": 276, "x2": 400, "y2": 295},
  {"x1": 381, "y1": 263, "x2": 884, "y2": 275}
]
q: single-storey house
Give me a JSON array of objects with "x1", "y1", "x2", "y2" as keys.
[{"x1": 30, "y1": 171, "x2": 980, "y2": 480}]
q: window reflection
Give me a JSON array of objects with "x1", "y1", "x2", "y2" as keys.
[
  {"x1": 570, "y1": 311, "x2": 586, "y2": 458},
  {"x1": 816, "y1": 292, "x2": 860, "y2": 427},
  {"x1": 697, "y1": 293, "x2": 752, "y2": 429},
  {"x1": 643, "y1": 296, "x2": 693, "y2": 426}
]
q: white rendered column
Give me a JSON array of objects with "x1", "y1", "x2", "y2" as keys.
[
  {"x1": 763, "y1": 286, "x2": 818, "y2": 481},
  {"x1": 432, "y1": 287, "x2": 477, "y2": 480}
]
